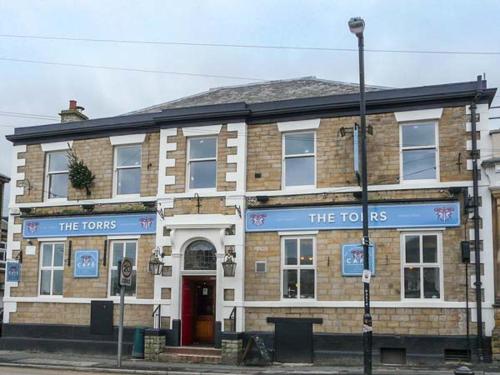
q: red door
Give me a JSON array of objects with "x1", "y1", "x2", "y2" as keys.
[{"x1": 181, "y1": 278, "x2": 194, "y2": 346}]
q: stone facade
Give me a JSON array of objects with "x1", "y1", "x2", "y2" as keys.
[{"x1": 4, "y1": 80, "x2": 496, "y2": 365}]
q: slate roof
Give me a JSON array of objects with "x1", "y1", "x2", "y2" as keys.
[{"x1": 129, "y1": 76, "x2": 387, "y2": 114}]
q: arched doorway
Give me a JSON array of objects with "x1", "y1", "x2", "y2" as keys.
[{"x1": 181, "y1": 240, "x2": 217, "y2": 346}]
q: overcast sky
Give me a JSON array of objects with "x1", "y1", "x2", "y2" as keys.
[{"x1": 1, "y1": 0, "x2": 500, "y2": 215}]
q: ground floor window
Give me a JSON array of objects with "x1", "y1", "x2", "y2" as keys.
[
  {"x1": 109, "y1": 240, "x2": 137, "y2": 296},
  {"x1": 281, "y1": 236, "x2": 315, "y2": 299},
  {"x1": 401, "y1": 232, "x2": 442, "y2": 299},
  {"x1": 39, "y1": 242, "x2": 65, "y2": 296}
]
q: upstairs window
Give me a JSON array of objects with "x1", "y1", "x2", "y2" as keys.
[
  {"x1": 46, "y1": 151, "x2": 68, "y2": 199},
  {"x1": 114, "y1": 144, "x2": 141, "y2": 195},
  {"x1": 283, "y1": 132, "x2": 315, "y2": 188},
  {"x1": 401, "y1": 123, "x2": 438, "y2": 181},
  {"x1": 187, "y1": 137, "x2": 217, "y2": 190}
]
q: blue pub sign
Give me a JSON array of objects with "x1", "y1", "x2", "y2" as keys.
[
  {"x1": 23, "y1": 213, "x2": 156, "y2": 238},
  {"x1": 74, "y1": 250, "x2": 99, "y2": 278},
  {"x1": 342, "y1": 244, "x2": 375, "y2": 276},
  {"x1": 246, "y1": 201, "x2": 460, "y2": 232}
]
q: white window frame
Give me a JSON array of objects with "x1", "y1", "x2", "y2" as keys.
[
  {"x1": 399, "y1": 122, "x2": 440, "y2": 183},
  {"x1": 280, "y1": 235, "x2": 316, "y2": 301},
  {"x1": 44, "y1": 151, "x2": 69, "y2": 201},
  {"x1": 38, "y1": 242, "x2": 65, "y2": 297},
  {"x1": 108, "y1": 239, "x2": 138, "y2": 297},
  {"x1": 282, "y1": 131, "x2": 316, "y2": 190},
  {"x1": 400, "y1": 231, "x2": 443, "y2": 301},
  {"x1": 186, "y1": 136, "x2": 218, "y2": 192},
  {"x1": 113, "y1": 144, "x2": 142, "y2": 197}
]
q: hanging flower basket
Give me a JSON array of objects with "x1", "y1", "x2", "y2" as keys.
[{"x1": 67, "y1": 149, "x2": 95, "y2": 196}]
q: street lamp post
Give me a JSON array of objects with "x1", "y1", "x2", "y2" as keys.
[{"x1": 348, "y1": 17, "x2": 372, "y2": 375}]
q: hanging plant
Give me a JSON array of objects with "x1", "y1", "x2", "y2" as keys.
[{"x1": 67, "y1": 149, "x2": 95, "y2": 196}]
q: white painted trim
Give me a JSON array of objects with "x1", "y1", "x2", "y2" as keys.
[
  {"x1": 14, "y1": 196, "x2": 156, "y2": 209},
  {"x1": 228, "y1": 300, "x2": 482, "y2": 309},
  {"x1": 38, "y1": 237, "x2": 67, "y2": 242},
  {"x1": 109, "y1": 134, "x2": 146, "y2": 145},
  {"x1": 396, "y1": 228, "x2": 445, "y2": 232},
  {"x1": 4, "y1": 296, "x2": 168, "y2": 305},
  {"x1": 182, "y1": 124, "x2": 222, "y2": 137},
  {"x1": 277, "y1": 119, "x2": 320, "y2": 132},
  {"x1": 395, "y1": 108, "x2": 443, "y2": 122},
  {"x1": 41, "y1": 141, "x2": 73, "y2": 152},
  {"x1": 107, "y1": 235, "x2": 140, "y2": 240},
  {"x1": 279, "y1": 231, "x2": 319, "y2": 236}
]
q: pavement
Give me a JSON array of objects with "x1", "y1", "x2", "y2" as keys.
[{"x1": 0, "y1": 350, "x2": 497, "y2": 375}]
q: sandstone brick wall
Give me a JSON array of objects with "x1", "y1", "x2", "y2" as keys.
[
  {"x1": 16, "y1": 133, "x2": 159, "y2": 203},
  {"x1": 245, "y1": 307, "x2": 476, "y2": 335},
  {"x1": 11, "y1": 233, "x2": 155, "y2": 299},
  {"x1": 164, "y1": 197, "x2": 236, "y2": 216},
  {"x1": 165, "y1": 125, "x2": 237, "y2": 194},
  {"x1": 246, "y1": 107, "x2": 470, "y2": 191},
  {"x1": 245, "y1": 225, "x2": 468, "y2": 302},
  {"x1": 11, "y1": 302, "x2": 153, "y2": 327}
]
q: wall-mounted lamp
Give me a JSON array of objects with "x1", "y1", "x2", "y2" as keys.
[
  {"x1": 19, "y1": 207, "x2": 32, "y2": 215},
  {"x1": 256, "y1": 195, "x2": 269, "y2": 204},
  {"x1": 81, "y1": 204, "x2": 95, "y2": 212},
  {"x1": 15, "y1": 250, "x2": 23, "y2": 264},
  {"x1": 148, "y1": 247, "x2": 165, "y2": 276},
  {"x1": 222, "y1": 246, "x2": 237, "y2": 277}
]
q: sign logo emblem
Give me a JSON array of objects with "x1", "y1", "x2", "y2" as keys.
[
  {"x1": 250, "y1": 214, "x2": 267, "y2": 226},
  {"x1": 139, "y1": 217, "x2": 153, "y2": 230},
  {"x1": 26, "y1": 221, "x2": 39, "y2": 234},
  {"x1": 434, "y1": 207, "x2": 454, "y2": 223}
]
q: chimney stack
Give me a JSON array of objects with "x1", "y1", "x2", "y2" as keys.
[{"x1": 59, "y1": 100, "x2": 88, "y2": 123}]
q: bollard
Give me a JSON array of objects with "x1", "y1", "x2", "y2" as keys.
[
  {"x1": 454, "y1": 365, "x2": 474, "y2": 375},
  {"x1": 132, "y1": 327, "x2": 145, "y2": 359}
]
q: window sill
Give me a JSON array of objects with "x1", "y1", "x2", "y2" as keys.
[
  {"x1": 44, "y1": 198, "x2": 68, "y2": 203},
  {"x1": 113, "y1": 193, "x2": 141, "y2": 199}
]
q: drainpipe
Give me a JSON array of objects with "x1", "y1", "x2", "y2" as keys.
[{"x1": 471, "y1": 75, "x2": 484, "y2": 361}]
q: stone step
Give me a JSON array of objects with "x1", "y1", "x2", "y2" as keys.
[
  {"x1": 159, "y1": 346, "x2": 222, "y2": 364},
  {"x1": 164, "y1": 346, "x2": 221, "y2": 356}
]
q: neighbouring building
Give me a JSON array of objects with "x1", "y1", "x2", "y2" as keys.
[
  {"x1": 0, "y1": 174, "x2": 10, "y2": 305},
  {"x1": 2, "y1": 77, "x2": 499, "y2": 365}
]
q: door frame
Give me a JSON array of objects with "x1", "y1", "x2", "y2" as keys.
[{"x1": 181, "y1": 275, "x2": 217, "y2": 346}]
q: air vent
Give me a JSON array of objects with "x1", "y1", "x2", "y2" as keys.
[
  {"x1": 380, "y1": 348, "x2": 406, "y2": 365},
  {"x1": 255, "y1": 261, "x2": 267, "y2": 273},
  {"x1": 444, "y1": 349, "x2": 470, "y2": 362}
]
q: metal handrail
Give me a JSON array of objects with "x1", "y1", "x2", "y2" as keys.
[
  {"x1": 152, "y1": 304, "x2": 161, "y2": 329},
  {"x1": 229, "y1": 306, "x2": 237, "y2": 332}
]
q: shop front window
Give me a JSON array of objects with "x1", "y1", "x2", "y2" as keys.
[
  {"x1": 282, "y1": 236, "x2": 315, "y2": 299},
  {"x1": 109, "y1": 240, "x2": 137, "y2": 296},
  {"x1": 400, "y1": 122, "x2": 438, "y2": 181},
  {"x1": 402, "y1": 232, "x2": 442, "y2": 299},
  {"x1": 39, "y1": 242, "x2": 65, "y2": 296}
]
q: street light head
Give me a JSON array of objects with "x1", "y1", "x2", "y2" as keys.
[{"x1": 348, "y1": 17, "x2": 365, "y2": 36}]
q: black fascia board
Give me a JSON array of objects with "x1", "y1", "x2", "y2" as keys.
[{"x1": 6, "y1": 80, "x2": 497, "y2": 144}]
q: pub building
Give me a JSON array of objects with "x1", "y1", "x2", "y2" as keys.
[{"x1": 2, "y1": 77, "x2": 499, "y2": 364}]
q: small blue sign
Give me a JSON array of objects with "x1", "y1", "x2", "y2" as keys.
[
  {"x1": 74, "y1": 250, "x2": 99, "y2": 278},
  {"x1": 6, "y1": 261, "x2": 21, "y2": 283},
  {"x1": 342, "y1": 244, "x2": 375, "y2": 276},
  {"x1": 23, "y1": 213, "x2": 156, "y2": 238},
  {"x1": 246, "y1": 201, "x2": 460, "y2": 232}
]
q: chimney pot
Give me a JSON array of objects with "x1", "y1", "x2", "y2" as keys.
[{"x1": 59, "y1": 99, "x2": 88, "y2": 123}]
